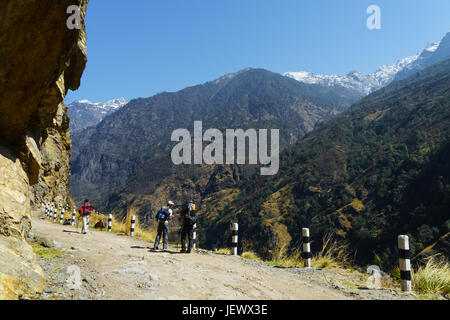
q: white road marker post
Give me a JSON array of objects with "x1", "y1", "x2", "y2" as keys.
[
  {"x1": 53, "y1": 207, "x2": 57, "y2": 223},
  {"x1": 72, "y1": 209, "x2": 76, "y2": 226},
  {"x1": 231, "y1": 223, "x2": 238, "y2": 256},
  {"x1": 60, "y1": 206, "x2": 65, "y2": 224},
  {"x1": 398, "y1": 235, "x2": 412, "y2": 292},
  {"x1": 108, "y1": 214, "x2": 112, "y2": 232},
  {"x1": 193, "y1": 223, "x2": 197, "y2": 249},
  {"x1": 130, "y1": 216, "x2": 135, "y2": 237},
  {"x1": 302, "y1": 228, "x2": 312, "y2": 268}
]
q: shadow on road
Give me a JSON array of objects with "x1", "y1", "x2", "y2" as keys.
[
  {"x1": 62, "y1": 230, "x2": 81, "y2": 234},
  {"x1": 129, "y1": 245, "x2": 186, "y2": 255},
  {"x1": 146, "y1": 248, "x2": 186, "y2": 255}
]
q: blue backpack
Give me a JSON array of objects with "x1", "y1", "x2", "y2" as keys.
[{"x1": 156, "y1": 207, "x2": 170, "y2": 221}]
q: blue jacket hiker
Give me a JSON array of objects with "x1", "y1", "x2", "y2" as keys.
[{"x1": 153, "y1": 200, "x2": 174, "y2": 250}]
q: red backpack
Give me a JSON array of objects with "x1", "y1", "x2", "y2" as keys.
[{"x1": 79, "y1": 202, "x2": 92, "y2": 215}]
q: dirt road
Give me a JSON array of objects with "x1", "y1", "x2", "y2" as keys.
[{"x1": 30, "y1": 215, "x2": 412, "y2": 300}]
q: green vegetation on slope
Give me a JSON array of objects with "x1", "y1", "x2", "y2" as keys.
[
  {"x1": 71, "y1": 68, "x2": 360, "y2": 221},
  {"x1": 202, "y1": 58, "x2": 450, "y2": 269}
]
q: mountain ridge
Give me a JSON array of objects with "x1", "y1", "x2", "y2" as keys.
[
  {"x1": 204, "y1": 58, "x2": 450, "y2": 266},
  {"x1": 70, "y1": 68, "x2": 360, "y2": 214},
  {"x1": 67, "y1": 98, "x2": 128, "y2": 133},
  {"x1": 284, "y1": 32, "x2": 449, "y2": 96}
]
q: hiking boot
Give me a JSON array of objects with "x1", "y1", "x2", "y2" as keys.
[
  {"x1": 186, "y1": 250, "x2": 191, "y2": 254},
  {"x1": 180, "y1": 249, "x2": 186, "y2": 253}
]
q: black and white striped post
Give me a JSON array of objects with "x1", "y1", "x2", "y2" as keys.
[
  {"x1": 398, "y1": 235, "x2": 412, "y2": 292},
  {"x1": 108, "y1": 214, "x2": 112, "y2": 232},
  {"x1": 72, "y1": 209, "x2": 76, "y2": 226},
  {"x1": 60, "y1": 207, "x2": 65, "y2": 224},
  {"x1": 53, "y1": 207, "x2": 57, "y2": 223},
  {"x1": 302, "y1": 228, "x2": 312, "y2": 268},
  {"x1": 193, "y1": 224, "x2": 197, "y2": 249},
  {"x1": 231, "y1": 223, "x2": 238, "y2": 255},
  {"x1": 130, "y1": 216, "x2": 136, "y2": 237}
]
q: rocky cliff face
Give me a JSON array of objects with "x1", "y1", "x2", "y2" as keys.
[{"x1": 0, "y1": 0, "x2": 89, "y2": 299}]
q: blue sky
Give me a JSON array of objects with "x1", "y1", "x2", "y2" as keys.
[{"x1": 65, "y1": 0, "x2": 450, "y2": 103}]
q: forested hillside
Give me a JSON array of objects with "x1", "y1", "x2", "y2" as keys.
[
  {"x1": 71, "y1": 68, "x2": 359, "y2": 216},
  {"x1": 202, "y1": 59, "x2": 450, "y2": 269}
]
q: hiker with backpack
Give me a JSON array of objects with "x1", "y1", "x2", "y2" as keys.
[
  {"x1": 179, "y1": 200, "x2": 197, "y2": 253},
  {"x1": 78, "y1": 199, "x2": 94, "y2": 235},
  {"x1": 153, "y1": 200, "x2": 174, "y2": 251}
]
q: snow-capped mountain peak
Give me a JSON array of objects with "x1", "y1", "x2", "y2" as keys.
[
  {"x1": 284, "y1": 33, "x2": 449, "y2": 97},
  {"x1": 424, "y1": 41, "x2": 440, "y2": 53},
  {"x1": 72, "y1": 98, "x2": 128, "y2": 110},
  {"x1": 284, "y1": 52, "x2": 421, "y2": 96},
  {"x1": 68, "y1": 98, "x2": 128, "y2": 132}
]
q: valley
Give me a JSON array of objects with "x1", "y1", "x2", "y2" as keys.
[
  {"x1": 1, "y1": 1, "x2": 448, "y2": 301},
  {"x1": 68, "y1": 34, "x2": 450, "y2": 270}
]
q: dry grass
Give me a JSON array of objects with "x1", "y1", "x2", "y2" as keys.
[
  {"x1": 109, "y1": 207, "x2": 157, "y2": 241},
  {"x1": 86, "y1": 212, "x2": 108, "y2": 231},
  {"x1": 56, "y1": 206, "x2": 157, "y2": 243},
  {"x1": 268, "y1": 232, "x2": 351, "y2": 269},
  {"x1": 214, "y1": 248, "x2": 232, "y2": 255},
  {"x1": 268, "y1": 250, "x2": 303, "y2": 268},
  {"x1": 311, "y1": 232, "x2": 351, "y2": 269},
  {"x1": 31, "y1": 243, "x2": 66, "y2": 261},
  {"x1": 412, "y1": 255, "x2": 450, "y2": 295},
  {"x1": 241, "y1": 251, "x2": 262, "y2": 261}
]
